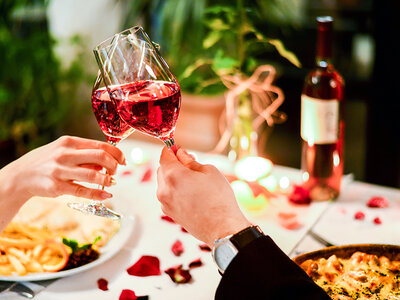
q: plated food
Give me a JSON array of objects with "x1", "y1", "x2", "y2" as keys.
[
  {"x1": 294, "y1": 244, "x2": 400, "y2": 299},
  {"x1": 0, "y1": 195, "x2": 120, "y2": 276}
]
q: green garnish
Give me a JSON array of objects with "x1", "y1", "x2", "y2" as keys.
[{"x1": 62, "y1": 236, "x2": 102, "y2": 254}]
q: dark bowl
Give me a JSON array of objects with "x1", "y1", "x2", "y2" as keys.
[{"x1": 293, "y1": 244, "x2": 400, "y2": 266}]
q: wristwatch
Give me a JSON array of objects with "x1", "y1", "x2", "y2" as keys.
[{"x1": 212, "y1": 225, "x2": 264, "y2": 274}]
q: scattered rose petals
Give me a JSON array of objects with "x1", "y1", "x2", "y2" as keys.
[
  {"x1": 127, "y1": 255, "x2": 161, "y2": 277},
  {"x1": 246, "y1": 181, "x2": 274, "y2": 198},
  {"x1": 189, "y1": 258, "x2": 203, "y2": 269},
  {"x1": 277, "y1": 211, "x2": 302, "y2": 230},
  {"x1": 122, "y1": 170, "x2": 133, "y2": 176},
  {"x1": 140, "y1": 166, "x2": 153, "y2": 182},
  {"x1": 161, "y1": 215, "x2": 175, "y2": 223},
  {"x1": 338, "y1": 207, "x2": 347, "y2": 214},
  {"x1": 354, "y1": 211, "x2": 365, "y2": 220},
  {"x1": 171, "y1": 240, "x2": 184, "y2": 256},
  {"x1": 277, "y1": 211, "x2": 297, "y2": 220},
  {"x1": 373, "y1": 217, "x2": 382, "y2": 225},
  {"x1": 279, "y1": 219, "x2": 302, "y2": 230},
  {"x1": 97, "y1": 278, "x2": 108, "y2": 291},
  {"x1": 367, "y1": 196, "x2": 389, "y2": 208},
  {"x1": 165, "y1": 265, "x2": 192, "y2": 284},
  {"x1": 199, "y1": 244, "x2": 211, "y2": 252},
  {"x1": 181, "y1": 226, "x2": 188, "y2": 233},
  {"x1": 119, "y1": 289, "x2": 137, "y2": 300},
  {"x1": 288, "y1": 185, "x2": 311, "y2": 205}
]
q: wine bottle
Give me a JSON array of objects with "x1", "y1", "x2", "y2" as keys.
[{"x1": 300, "y1": 16, "x2": 345, "y2": 201}]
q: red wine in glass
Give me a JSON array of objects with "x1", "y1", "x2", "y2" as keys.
[
  {"x1": 94, "y1": 26, "x2": 181, "y2": 150},
  {"x1": 67, "y1": 73, "x2": 134, "y2": 219},
  {"x1": 110, "y1": 80, "x2": 181, "y2": 143},
  {"x1": 92, "y1": 87, "x2": 135, "y2": 145}
]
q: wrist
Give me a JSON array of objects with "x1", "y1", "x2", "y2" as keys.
[
  {"x1": 207, "y1": 217, "x2": 252, "y2": 247},
  {"x1": 212, "y1": 225, "x2": 264, "y2": 274},
  {"x1": 0, "y1": 163, "x2": 31, "y2": 207}
]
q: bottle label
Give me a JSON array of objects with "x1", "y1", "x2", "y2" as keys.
[{"x1": 301, "y1": 95, "x2": 339, "y2": 144}]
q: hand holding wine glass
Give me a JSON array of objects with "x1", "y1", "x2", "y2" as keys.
[
  {"x1": 93, "y1": 26, "x2": 181, "y2": 150},
  {"x1": 67, "y1": 72, "x2": 135, "y2": 219}
]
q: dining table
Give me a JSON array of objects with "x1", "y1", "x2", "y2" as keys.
[{"x1": 1, "y1": 138, "x2": 399, "y2": 300}]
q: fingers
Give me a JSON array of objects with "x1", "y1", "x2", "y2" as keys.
[
  {"x1": 159, "y1": 146, "x2": 181, "y2": 169},
  {"x1": 60, "y1": 149, "x2": 119, "y2": 175},
  {"x1": 176, "y1": 149, "x2": 204, "y2": 172},
  {"x1": 58, "y1": 167, "x2": 115, "y2": 187},
  {"x1": 57, "y1": 136, "x2": 126, "y2": 165},
  {"x1": 63, "y1": 182, "x2": 112, "y2": 201},
  {"x1": 97, "y1": 142, "x2": 126, "y2": 165},
  {"x1": 80, "y1": 164, "x2": 103, "y2": 171}
]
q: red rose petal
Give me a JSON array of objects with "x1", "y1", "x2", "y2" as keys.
[
  {"x1": 127, "y1": 255, "x2": 161, "y2": 277},
  {"x1": 279, "y1": 219, "x2": 302, "y2": 230},
  {"x1": 277, "y1": 212, "x2": 297, "y2": 220},
  {"x1": 165, "y1": 265, "x2": 192, "y2": 284},
  {"x1": 119, "y1": 289, "x2": 137, "y2": 300},
  {"x1": 181, "y1": 226, "x2": 188, "y2": 233},
  {"x1": 189, "y1": 258, "x2": 203, "y2": 269},
  {"x1": 373, "y1": 217, "x2": 382, "y2": 224},
  {"x1": 367, "y1": 196, "x2": 389, "y2": 208},
  {"x1": 288, "y1": 185, "x2": 311, "y2": 205},
  {"x1": 97, "y1": 278, "x2": 108, "y2": 291},
  {"x1": 171, "y1": 240, "x2": 184, "y2": 256},
  {"x1": 161, "y1": 215, "x2": 175, "y2": 223},
  {"x1": 199, "y1": 244, "x2": 211, "y2": 252},
  {"x1": 140, "y1": 167, "x2": 153, "y2": 182},
  {"x1": 122, "y1": 170, "x2": 133, "y2": 176},
  {"x1": 354, "y1": 211, "x2": 365, "y2": 220},
  {"x1": 246, "y1": 181, "x2": 274, "y2": 198}
]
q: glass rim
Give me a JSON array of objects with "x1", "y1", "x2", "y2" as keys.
[{"x1": 93, "y1": 25, "x2": 144, "y2": 51}]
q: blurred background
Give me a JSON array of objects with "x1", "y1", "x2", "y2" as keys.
[{"x1": 0, "y1": 0, "x2": 398, "y2": 188}]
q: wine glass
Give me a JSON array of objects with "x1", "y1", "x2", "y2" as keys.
[
  {"x1": 67, "y1": 71, "x2": 135, "y2": 219},
  {"x1": 93, "y1": 26, "x2": 181, "y2": 150}
]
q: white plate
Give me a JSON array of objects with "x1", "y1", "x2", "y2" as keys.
[{"x1": 0, "y1": 200, "x2": 135, "y2": 282}]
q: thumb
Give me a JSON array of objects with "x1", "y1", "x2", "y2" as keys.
[{"x1": 176, "y1": 148, "x2": 203, "y2": 172}]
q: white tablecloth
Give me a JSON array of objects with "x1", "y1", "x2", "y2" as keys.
[{"x1": 4, "y1": 139, "x2": 399, "y2": 300}]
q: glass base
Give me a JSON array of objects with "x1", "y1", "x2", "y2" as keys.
[{"x1": 67, "y1": 202, "x2": 121, "y2": 219}]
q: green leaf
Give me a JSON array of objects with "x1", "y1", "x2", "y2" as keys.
[
  {"x1": 203, "y1": 31, "x2": 222, "y2": 49},
  {"x1": 62, "y1": 236, "x2": 101, "y2": 253},
  {"x1": 268, "y1": 39, "x2": 302, "y2": 68},
  {"x1": 211, "y1": 52, "x2": 239, "y2": 76},
  {"x1": 206, "y1": 19, "x2": 230, "y2": 31},
  {"x1": 180, "y1": 58, "x2": 211, "y2": 81},
  {"x1": 62, "y1": 237, "x2": 78, "y2": 253},
  {"x1": 93, "y1": 236, "x2": 102, "y2": 245},
  {"x1": 204, "y1": 5, "x2": 235, "y2": 15}
]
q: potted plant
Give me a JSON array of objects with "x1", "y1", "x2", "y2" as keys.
[
  {"x1": 121, "y1": 0, "x2": 300, "y2": 153},
  {"x1": 0, "y1": 1, "x2": 85, "y2": 166}
]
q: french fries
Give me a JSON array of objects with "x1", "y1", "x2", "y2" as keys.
[{"x1": 0, "y1": 222, "x2": 68, "y2": 276}]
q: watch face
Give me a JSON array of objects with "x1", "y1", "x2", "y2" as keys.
[{"x1": 214, "y1": 241, "x2": 238, "y2": 272}]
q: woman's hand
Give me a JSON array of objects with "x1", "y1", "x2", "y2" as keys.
[
  {"x1": 157, "y1": 147, "x2": 251, "y2": 247},
  {"x1": 0, "y1": 135, "x2": 126, "y2": 229}
]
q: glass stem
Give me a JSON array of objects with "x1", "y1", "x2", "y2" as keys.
[
  {"x1": 163, "y1": 138, "x2": 175, "y2": 148},
  {"x1": 96, "y1": 140, "x2": 117, "y2": 202}
]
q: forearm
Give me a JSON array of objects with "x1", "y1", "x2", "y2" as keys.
[{"x1": 0, "y1": 163, "x2": 30, "y2": 232}]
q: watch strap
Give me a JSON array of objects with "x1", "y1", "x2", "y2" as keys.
[{"x1": 229, "y1": 225, "x2": 264, "y2": 250}]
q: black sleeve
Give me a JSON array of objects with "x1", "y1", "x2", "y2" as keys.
[{"x1": 215, "y1": 235, "x2": 331, "y2": 300}]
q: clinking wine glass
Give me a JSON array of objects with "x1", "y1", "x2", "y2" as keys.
[
  {"x1": 67, "y1": 71, "x2": 135, "y2": 219},
  {"x1": 93, "y1": 26, "x2": 181, "y2": 150}
]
